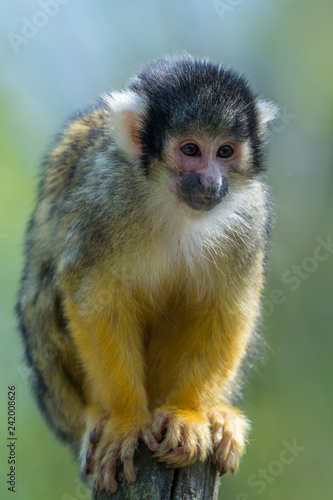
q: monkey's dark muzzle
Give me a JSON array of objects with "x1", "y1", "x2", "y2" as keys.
[{"x1": 180, "y1": 171, "x2": 229, "y2": 211}]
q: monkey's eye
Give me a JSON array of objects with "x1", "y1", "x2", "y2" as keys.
[
  {"x1": 181, "y1": 143, "x2": 200, "y2": 156},
  {"x1": 217, "y1": 145, "x2": 234, "y2": 158}
]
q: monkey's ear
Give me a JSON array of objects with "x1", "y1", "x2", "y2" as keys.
[
  {"x1": 103, "y1": 91, "x2": 146, "y2": 158},
  {"x1": 256, "y1": 99, "x2": 279, "y2": 136}
]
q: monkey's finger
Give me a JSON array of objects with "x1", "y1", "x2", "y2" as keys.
[
  {"x1": 95, "y1": 463, "x2": 107, "y2": 491},
  {"x1": 85, "y1": 444, "x2": 96, "y2": 475},
  {"x1": 219, "y1": 466, "x2": 227, "y2": 477},
  {"x1": 99, "y1": 450, "x2": 119, "y2": 493},
  {"x1": 211, "y1": 426, "x2": 223, "y2": 449},
  {"x1": 100, "y1": 447, "x2": 120, "y2": 468},
  {"x1": 215, "y1": 454, "x2": 235, "y2": 476},
  {"x1": 154, "y1": 425, "x2": 182, "y2": 456},
  {"x1": 214, "y1": 437, "x2": 231, "y2": 462},
  {"x1": 86, "y1": 448, "x2": 93, "y2": 464},
  {"x1": 213, "y1": 441, "x2": 240, "y2": 475},
  {"x1": 165, "y1": 445, "x2": 185, "y2": 457},
  {"x1": 89, "y1": 418, "x2": 106, "y2": 445},
  {"x1": 117, "y1": 435, "x2": 138, "y2": 483},
  {"x1": 159, "y1": 435, "x2": 200, "y2": 463},
  {"x1": 210, "y1": 418, "x2": 224, "y2": 432},
  {"x1": 103, "y1": 464, "x2": 118, "y2": 494},
  {"x1": 162, "y1": 437, "x2": 186, "y2": 457},
  {"x1": 152, "y1": 413, "x2": 169, "y2": 442},
  {"x1": 157, "y1": 448, "x2": 197, "y2": 468},
  {"x1": 123, "y1": 453, "x2": 137, "y2": 484},
  {"x1": 141, "y1": 428, "x2": 159, "y2": 451},
  {"x1": 89, "y1": 430, "x2": 97, "y2": 444}
]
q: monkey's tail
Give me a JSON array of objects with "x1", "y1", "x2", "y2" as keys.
[{"x1": 16, "y1": 276, "x2": 86, "y2": 454}]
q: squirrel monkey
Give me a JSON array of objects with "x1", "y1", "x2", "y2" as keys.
[{"x1": 17, "y1": 55, "x2": 276, "y2": 494}]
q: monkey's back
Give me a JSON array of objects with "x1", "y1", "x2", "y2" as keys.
[{"x1": 16, "y1": 103, "x2": 112, "y2": 449}]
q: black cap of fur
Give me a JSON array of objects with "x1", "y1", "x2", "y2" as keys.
[{"x1": 129, "y1": 55, "x2": 263, "y2": 173}]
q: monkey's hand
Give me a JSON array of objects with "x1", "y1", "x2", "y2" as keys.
[
  {"x1": 82, "y1": 406, "x2": 159, "y2": 494},
  {"x1": 152, "y1": 406, "x2": 212, "y2": 468},
  {"x1": 208, "y1": 404, "x2": 249, "y2": 476}
]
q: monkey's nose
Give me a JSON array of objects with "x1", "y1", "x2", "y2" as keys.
[
  {"x1": 180, "y1": 172, "x2": 229, "y2": 211},
  {"x1": 200, "y1": 175, "x2": 221, "y2": 194}
]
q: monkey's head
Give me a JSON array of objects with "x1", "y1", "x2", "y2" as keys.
[{"x1": 104, "y1": 56, "x2": 277, "y2": 213}]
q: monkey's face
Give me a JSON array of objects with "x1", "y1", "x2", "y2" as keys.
[{"x1": 166, "y1": 131, "x2": 249, "y2": 212}]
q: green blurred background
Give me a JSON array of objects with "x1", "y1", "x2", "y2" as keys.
[{"x1": 1, "y1": 1, "x2": 332, "y2": 499}]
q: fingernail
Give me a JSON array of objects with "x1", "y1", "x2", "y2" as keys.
[
  {"x1": 219, "y1": 467, "x2": 227, "y2": 477},
  {"x1": 89, "y1": 430, "x2": 96, "y2": 444}
]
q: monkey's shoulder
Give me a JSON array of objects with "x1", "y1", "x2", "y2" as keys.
[{"x1": 42, "y1": 101, "x2": 110, "y2": 196}]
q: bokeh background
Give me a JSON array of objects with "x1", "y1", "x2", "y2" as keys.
[{"x1": 1, "y1": 1, "x2": 332, "y2": 499}]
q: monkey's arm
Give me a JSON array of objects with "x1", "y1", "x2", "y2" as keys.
[
  {"x1": 61, "y1": 278, "x2": 158, "y2": 493},
  {"x1": 151, "y1": 263, "x2": 263, "y2": 474}
]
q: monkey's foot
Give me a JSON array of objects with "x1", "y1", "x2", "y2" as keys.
[
  {"x1": 208, "y1": 405, "x2": 249, "y2": 475},
  {"x1": 152, "y1": 406, "x2": 212, "y2": 468},
  {"x1": 82, "y1": 407, "x2": 159, "y2": 494}
]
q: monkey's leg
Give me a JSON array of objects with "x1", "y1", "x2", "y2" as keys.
[
  {"x1": 63, "y1": 293, "x2": 159, "y2": 494},
  {"x1": 152, "y1": 296, "x2": 257, "y2": 472}
]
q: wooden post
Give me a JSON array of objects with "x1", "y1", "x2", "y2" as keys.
[{"x1": 92, "y1": 440, "x2": 221, "y2": 500}]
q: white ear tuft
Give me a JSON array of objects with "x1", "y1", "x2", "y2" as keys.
[
  {"x1": 256, "y1": 99, "x2": 279, "y2": 131},
  {"x1": 103, "y1": 91, "x2": 146, "y2": 158}
]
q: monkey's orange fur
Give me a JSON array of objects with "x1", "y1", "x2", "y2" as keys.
[{"x1": 60, "y1": 242, "x2": 263, "y2": 476}]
